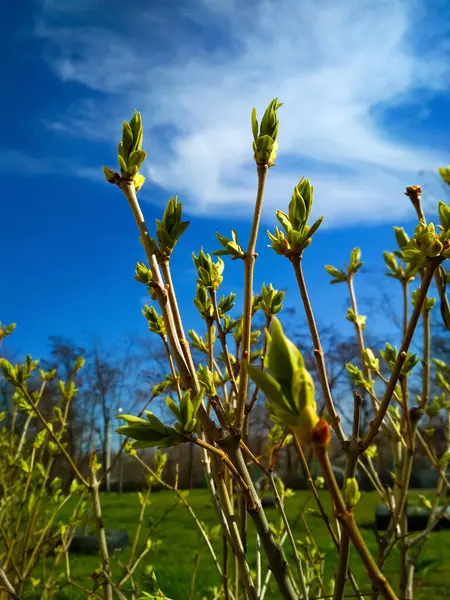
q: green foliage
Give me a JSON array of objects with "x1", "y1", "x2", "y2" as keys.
[
  {"x1": 347, "y1": 308, "x2": 367, "y2": 329},
  {"x1": 247, "y1": 318, "x2": 319, "y2": 441},
  {"x1": 192, "y1": 248, "x2": 224, "y2": 290},
  {"x1": 251, "y1": 98, "x2": 283, "y2": 166},
  {"x1": 0, "y1": 321, "x2": 16, "y2": 341},
  {"x1": 380, "y1": 343, "x2": 419, "y2": 376},
  {"x1": 325, "y1": 247, "x2": 363, "y2": 284},
  {"x1": 344, "y1": 478, "x2": 361, "y2": 508},
  {"x1": 116, "y1": 411, "x2": 185, "y2": 449},
  {"x1": 5, "y1": 98, "x2": 450, "y2": 600},
  {"x1": 213, "y1": 229, "x2": 245, "y2": 260},
  {"x1": 142, "y1": 305, "x2": 166, "y2": 335},
  {"x1": 153, "y1": 196, "x2": 190, "y2": 258},
  {"x1": 103, "y1": 110, "x2": 147, "y2": 189},
  {"x1": 253, "y1": 283, "x2": 285, "y2": 317},
  {"x1": 268, "y1": 178, "x2": 323, "y2": 256}
]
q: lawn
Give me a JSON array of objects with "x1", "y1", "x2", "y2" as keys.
[{"x1": 31, "y1": 489, "x2": 450, "y2": 599}]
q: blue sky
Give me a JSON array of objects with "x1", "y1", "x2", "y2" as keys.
[{"x1": 1, "y1": 0, "x2": 450, "y2": 361}]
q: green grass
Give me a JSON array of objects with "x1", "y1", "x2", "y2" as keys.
[{"x1": 29, "y1": 490, "x2": 450, "y2": 599}]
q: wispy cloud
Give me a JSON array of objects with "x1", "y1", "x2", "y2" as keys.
[
  {"x1": 34, "y1": 0, "x2": 450, "y2": 227},
  {"x1": 0, "y1": 148, "x2": 103, "y2": 182}
]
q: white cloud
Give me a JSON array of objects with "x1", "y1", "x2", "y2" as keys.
[{"x1": 34, "y1": 0, "x2": 450, "y2": 227}]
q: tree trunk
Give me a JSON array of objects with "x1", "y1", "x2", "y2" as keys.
[
  {"x1": 105, "y1": 414, "x2": 111, "y2": 492},
  {"x1": 188, "y1": 442, "x2": 194, "y2": 489},
  {"x1": 118, "y1": 451, "x2": 124, "y2": 494}
]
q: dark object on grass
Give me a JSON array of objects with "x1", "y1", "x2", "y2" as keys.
[
  {"x1": 375, "y1": 504, "x2": 450, "y2": 532},
  {"x1": 261, "y1": 496, "x2": 277, "y2": 509},
  {"x1": 68, "y1": 529, "x2": 129, "y2": 555}
]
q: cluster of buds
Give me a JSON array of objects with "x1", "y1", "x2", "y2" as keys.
[
  {"x1": 134, "y1": 262, "x2": 156, "y2": 299},
  {"x1": 383, "y1": 251, "x2": 418, "y2": 284},
  {"x1": 325, "y1": 248, "x2": 363, "y2": 284},
  {"x1": 402, "y1": 215, "x2": 450, "y2": 267},
  {"x1": 435, "y1": 265, "x2": 450, "y2": 331},
  {"x1": 39, "y1": 368, "x2": 57, "y2": 382},
  {"x1": 425, "y1": 393, "x2": 448, "y2": 418},
  {"x1": 380, "y1": 343, "x2": 419, "y2": 376},
  {"x1": 197, "y1": 364, "x2": 219, "y2": 396},
  {"x1": 188, "y1": 329, "x2": 209, "y2": 354},
  {"x1": 246, "y1": 317, "x2": 324, "y2": 445},
  {"x1": 142, "y1": 305, "x2": 166, "y2": 336},
  {"x1": 151, "y1": 379, "x2": 171, "y2": 399},
  {"x1": 393, "y1": 227, "x2": 410, "y2": 255},
  {"x1": 166, "y1": 389, "x2": 204, "y2": 435},
  {"x1": 103, "y1": 111, "x2": 147, "y2": 191},
  {"x1": 268, "y1": 178, "x2": 323, "y2": 257},
  {"x1": 116, "y1": 388, "x2": 203, "y2": 450},
  {"x1": 0, "y1": 355, "x2": 39, "y2": 386},
  {"x1": 253, "y1": 283, "x2": 285, "y2": 318},
  {"x1": 252, "y1": 98, "x2": 283, "y2": 166},
  {"x1": 362, "y1": 348, "x2": 379, "y2": 372},
  {"x1": 346, "y1": 308, "x2": 367, "y2": 330},
  {"x1": 345, "y1": 363, "x2": 372, "y2": 391},
  {"x1": 434, "y1": 359, "x2": 450, "y2": 394},
  {"x1": 193, "y1": 285, "x2": 214, "y2": 320},
  {"x1": 58, "y1": 380, "x2": 79, "y2": 401},
  {"x1": 343, "y1": 478, "x2": 361, "y2": 509},
  {"x1": 0, "y1": 322, "x2": 16, "y2": 342},
  {"x1": 411, "y1": 289, "x2": 435, "y2": 312},
  {"x1": 192, "y1": 249, "x2": 224, "y2": 290},
  {"x1": 117, "y1": 410, "x2": 183, "y2": 449},
  {"x1": 152, "y1": 196, "x2": 190, "y2": 258},
  {"x1": 439, "y1": 166, "x2": 450, "y2": 186},
  {"x1": 213, "y1": 229, "x2": 245, "y2": 260}
]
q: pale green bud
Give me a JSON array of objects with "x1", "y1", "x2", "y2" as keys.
[
  {"x1": 344, "y1": 478, "x2": 361, "y2": 508},
  {"x1": 363, "y1": 348, "x2": 379, "y2": 371},
  {"x1": 438, "y1": 166, "x2": 450, "y2": 186}
]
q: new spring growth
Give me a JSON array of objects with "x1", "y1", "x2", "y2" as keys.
[
  {"x1": 438, "y1": 166, "x2": 450, "y2": 186},
  {"x1": 343, "y1": 478, "x2": 361, "y2": 509},
  {"x1": 401, "y1": 205, "x2": 450, "y2": 266},
  {"x1": 268, "y1": 178, "x2": 323, "y2": 256},
  {"x1": 246, "y1": 317, "x2": 321, "y2": 444},
  {"x1": 393, "y1": 226, "x2": 411, "y2": 256},
  {"x1": 192, "y1": 249, "x2": 224, "y2": 290},
  {"x1": 135, "y1": 262, "x2": 157, "y2": 300},
  {"x1": 0, "y1": 322, "x2": 16, "y2": 342},
  {"x1": 151, "y1": 379, "x2": 171, "y2": 398},
  {"x1": 383, "y1": 251, "x2": 418, "y2": 283},
  {"x1": 0, "y1": 355, "x2": 38, "y2": 386},
  {"x1": 435, "y1": 265, "x2": 450, "y2": 331},
  {"x1": 380, "y1": 343, "x2": 419, "y2": 375},
  {"x1": 347, "y1": 309, "x2": 367, "y2": 330},
  {"x1": 253, "y1": 283, "x2": 285, "y2": 317},
  {"x1": 103, "y1": 111, "x2": 147, "y2": 190},
  {"x1": 325, "y1": 247, "x2": 363, "y2": 284},
  {"x1": 189, "y1": 329, "x2": 208, "y2": 353},
  {"x1": 142, "y1": 305, "x2": 166, "y2": 336},
  {"x1": 197, "y1": 364, "x2": 218, "y2": 396},
  {"x1": 346, "y1": 363, "x2": 371, "y2": 391},
  {"x1": 418, "y1": 494, "x2": 433, "y2": 511},
  {"x1": 411, "y1": 289, "x2": 435, "y2": 312},
  {"x1": 193, "y1": 284, "x2": 214, "y2": 320},
  {"x1": 252, "y1": 98, "x2": 283, "y2": 166},
  {"x1": 166, "y1": 389, "x2": 204, "y2": 435},
  {"x1": 213, "y1": 229, "x2": 245, "y2": 260},
  {"x1": 425, "y1": 394, "x2": 447, "y2": 418},
  {"x1": 153, "y1": 196, "x2": 190, "y2": 258},
  {"x1": 116, "y1": 411, "x2": 185, "y2": 449},
  {"x1": 363, "y1": 348, "x2": 379, "y2": 372},
  {"x1": 364, "y1": 444, "x2": 378, "y2": 459}
]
